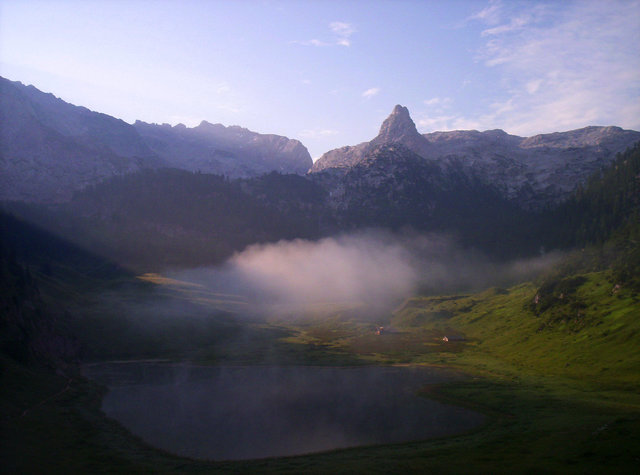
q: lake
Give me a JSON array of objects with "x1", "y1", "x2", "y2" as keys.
[{"x1": 84, "y1": 363, "x2": 484, "y2": 460}]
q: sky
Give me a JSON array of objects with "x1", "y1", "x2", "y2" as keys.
[{"x1": 1, "y1": 0, "x2": 639, "y2": 159}]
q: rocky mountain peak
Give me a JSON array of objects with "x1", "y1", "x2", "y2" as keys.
[
  {"x1": 374, "y1": 105, "x2": 421, "y2": 143},
  {"x1": 311, "y1": 105, "x2": 429, "y2": 173},
  {"x1": 310, "y1": 99, "x2": 640, "y2": 209}
]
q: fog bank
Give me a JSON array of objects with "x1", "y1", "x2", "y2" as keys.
[{"x1": 168, "y1": 230, "x2": 561, "y2": 319}]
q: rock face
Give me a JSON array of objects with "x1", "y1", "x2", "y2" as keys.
[
  {"x1": 310, "y1": 141, "x2": 537, "y2": 256},
  {"x1": 422, "y1": 126, "x2": 640, "y2": 207},
  {"x1": 310, "y1": 105, "x2": 430, "y2": 172},
  {"x1": 371, "y1": 105, "x2": 432, "y2": 157},
  {"x1": 133, "y1": 120, "x2": 312, "y2": 178},
  {"x1": 312, "y1": 105, "x2": 640, "y2": 208},
  {"x1": 0, "y1": 77, "x2": 162, "y2": 202},
  {"x1": 0, "y1": 77, "x2": 313, "y2": 202}
]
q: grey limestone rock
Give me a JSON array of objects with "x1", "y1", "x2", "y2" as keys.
[
  {"x1": 311, "y1": 105, "x2": 640, "y2": 209},
  {"x1": 0, "y1": 77, "x2": 313, "y2": 202}
]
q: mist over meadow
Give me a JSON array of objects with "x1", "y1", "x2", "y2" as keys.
[{"x1": 166, "y1": 230, "x2": 562, "y2": 319}]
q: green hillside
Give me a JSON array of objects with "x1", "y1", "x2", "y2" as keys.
[{"x1": 393, "y1": 271, "x2": 639, "y2": 385}]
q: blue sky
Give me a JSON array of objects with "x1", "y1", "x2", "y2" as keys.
[{"x1": 1, "y1": 0, "x2": 639, "y2": 159}]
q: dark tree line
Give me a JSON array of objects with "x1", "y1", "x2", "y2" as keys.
[
  {"x1": 535, "y1": 143, "x2": 640, "y2": 289},
  {"x1": 5, "y1": 169, "x2": 328, "y2": 270},
  {"x1": 542, "y1": 142, "x2": 640, "y2": 248}
]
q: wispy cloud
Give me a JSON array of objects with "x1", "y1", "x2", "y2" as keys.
[
  {"x1": 417, "y1": 113, "x2": 493, "y2": 133},
  {"x1": 298, "y1": 128, "x2": 339, "y2": 139},
  {"x1": 467, "y1": 0, "x2": 502, "y2": 25},
  {"x1": 214, "y1": 82, "x2": 231, "y2": 94},
  {"x1": 525, "y1": 79, "x2": 542, "y2": 95},
  {"x1": 310, "y1": 38, "x2": 329, "y2": 47},
  {"x1": 481, "y1": 14, "x2": 531, "y2": 37},
  {"x1": 424, "y1": 97, "x2": 452, "y2": 107},
  {"x1": 362, "y1": 87, "x2": 380, "y2": 99},
  {"x1": 295, "y1": 21, "x2": 356, "y2": 47},
  {"x1": 462, "y1": 0, "x2": 640, "y2": 134},
  {"x1": 329, "y1": 21, "x2": 356, "y2": 46},
  {"x1": 416, "y1": 115, "x2": 458, "y2": 132},
  {"x1": 329, "y1": 21, "x2": 356, "y2": 37}
]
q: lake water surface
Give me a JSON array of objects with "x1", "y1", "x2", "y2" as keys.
[{"x1": 84, "y1": 363, "x2": 484, "y2": 460}]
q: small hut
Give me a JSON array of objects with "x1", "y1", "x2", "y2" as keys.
[{"x1": 442, "y1": 335, "x2": 465, "y2": 342}]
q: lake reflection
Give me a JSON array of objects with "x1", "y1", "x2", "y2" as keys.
[{"x1": 84, "y1": 364, "x2": 484, "y2": 460}]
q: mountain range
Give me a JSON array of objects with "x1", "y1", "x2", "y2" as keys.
[
  {"x1": 312, "y1": 105, "x2": 640, "y2": 209},
  {"x1": 2, "y1": 77, "x2": 640, "y2": 265},
  {"x1": 0, "y1": 77, "x2": 312, "y2": 202},
  {"x1": 3, "y1": 77, "x2": 639, "y2": 212}
]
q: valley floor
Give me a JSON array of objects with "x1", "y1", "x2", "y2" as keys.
[{"x1": 1, "y1": 270, "x2": 639, "y2": 474}]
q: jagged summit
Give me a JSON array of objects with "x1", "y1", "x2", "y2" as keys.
[
  {"x1": 196, "y1": 120, "x2": 234, "y2": 131},
  {"x1": 371, "y1": 105, "x2": 430, "y2": 158},
  {"x1": 310, "y1": 105, "x2": 430, "y2": 173},
  {"x1": 373, "y1": 104, "x2": 423, "y2": 148},
  {"x1": 374, "y1": 105, "x2": 421, "y2": 143}
]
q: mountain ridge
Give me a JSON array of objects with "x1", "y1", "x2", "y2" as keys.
[
  {"x1": 0, "y1": 77, "x2": 312, "y2": 202},
  {"x1": 3, "y1": 79, "x2": 639, "y2": 210},
  {"x1": 133, "y1": 118, "x2": 311, "y2": 177},
  {"x1": 311, "y1": 105, "x2": 640, "y2": 209}
]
